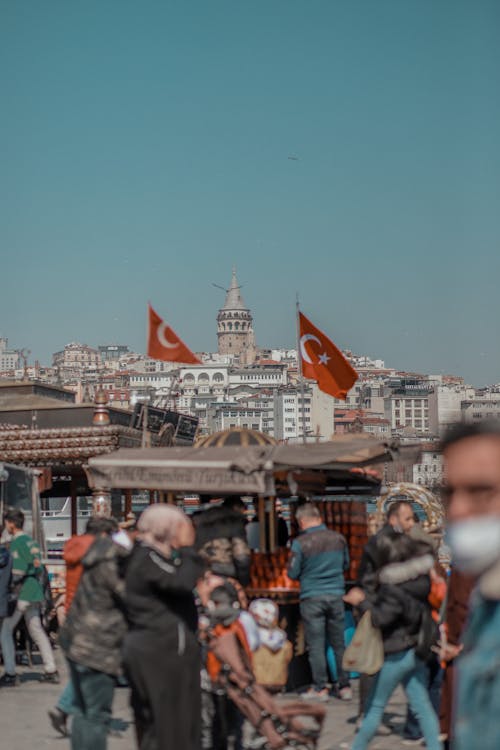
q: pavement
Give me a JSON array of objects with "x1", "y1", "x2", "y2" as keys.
[{"x1": 0, "y1": 649, "x2": 416, "y2": 750}]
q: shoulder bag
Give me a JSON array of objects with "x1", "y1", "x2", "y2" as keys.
[{"x1": 342, "y1": 610, "x2": 384, "y2": 675}]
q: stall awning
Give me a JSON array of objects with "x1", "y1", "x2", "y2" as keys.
[
  {"x1": 86, "y1": 435, "x2": 420, "y2": 497},
  {"x1": 86, "y1": 445, "x2": 275, "y2": 495}
]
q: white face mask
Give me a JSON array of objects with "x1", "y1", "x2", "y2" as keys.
[{"x1": 446, "y1": 516, "x2": 500, "y2": 575}]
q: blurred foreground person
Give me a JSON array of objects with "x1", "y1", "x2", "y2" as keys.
[
  {"x1": 48, "y1": 517, "x2": 115, "y2": 738},
  {"x1": 344, "y1": 531, "x2": 442, "y2": 750},
  {"x1": 124, "y1": 505, "x2": 205, "y2": 750},
  {"x1": 59, "y1": 524, "x2": 128, "y2": 750},
  {"x1": 0, "y1": 508, "x2": 59, "y2": 686},
  {"x1": 438, "y1": 567, "x2": 475, "y2": 747},
  {"x1": 442, "y1": 422, "x2": 500, "y2": 750}
]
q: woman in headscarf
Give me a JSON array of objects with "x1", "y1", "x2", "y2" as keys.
[{"x1": 123, "y1": 505, "x2": 205, "y2": 750}]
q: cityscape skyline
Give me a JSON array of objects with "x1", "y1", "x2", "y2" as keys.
[
  {"x1": 2, "y1": 261, "x2": 498, "y2": 391},
  {"x1": 2, "y1": 2, "x2": 499, "y2": 385}
]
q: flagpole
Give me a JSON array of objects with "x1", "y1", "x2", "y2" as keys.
[{"x1": 295, "y1": 293, "x2": 307, "y2": 444}]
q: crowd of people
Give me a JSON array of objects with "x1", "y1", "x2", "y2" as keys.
[{"x1": 0, "y1": 420, "x2": 499, "y2": 750}]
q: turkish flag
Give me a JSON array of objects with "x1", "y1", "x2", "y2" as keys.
[
  {"x1": 298, "y1": 311, "x2": 358, "y2": 400},
  {"x1": 147, "y1": 304, "x2": 201, "y2": 364}
]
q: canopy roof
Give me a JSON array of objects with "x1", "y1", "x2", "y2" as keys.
[
  {"x1": 0, "y1": 425, "x2": 143, "y2": 468},
  {"x1": 196, "y1": 427, "x2": 277, "y2": 448},
  {"x1": 86, "y1": 435, "x2": 419, "y2": 497}
]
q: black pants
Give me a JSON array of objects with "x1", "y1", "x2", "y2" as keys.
[
  {"x1": 123, "y1": 626, "x2": 201, "y2": 750},
  {"x1": 212, "y1": 693, "x2": 244, "y2": 750}
]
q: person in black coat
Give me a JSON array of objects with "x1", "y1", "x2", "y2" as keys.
[
  {"x1": 355, "y1": 501, "x2": 416, "y2": 726},
  {"x1": 123, "y1": 505, "x2": 206, "y2": 750},
  {"x1": 345, "y1": 531, "x2": 442, "y2": 750}
]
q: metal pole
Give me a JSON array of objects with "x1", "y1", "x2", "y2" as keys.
[
  {"x1": 70, "y1": 477, "x2": 78, "y2": 537},
  {"x1": 142, "y1": 403, "x2": 148, "y2": 448},
  {"x1": 295, "y1": 293, "x2": 307, "y2": 444}
]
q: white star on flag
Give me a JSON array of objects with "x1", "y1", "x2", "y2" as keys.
[{"x1": 318, "y1": 352, "x2": 331, "y2": 365}]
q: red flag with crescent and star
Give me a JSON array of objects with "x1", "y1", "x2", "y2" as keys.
[
  {"x1": 147, "y1": 304, "x2": 202, "y2": 364},
  {"x1": 298, "y1": 311, "x2": 358, "y2": 400}
]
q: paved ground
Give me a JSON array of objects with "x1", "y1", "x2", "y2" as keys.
[{"x1": 0, "y1": 650, "x2": 415, "y2": 750}]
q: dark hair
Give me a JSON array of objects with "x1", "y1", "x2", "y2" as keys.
[
  {"x1": 4, "y1": 508, "x2": 25, "y2": 529},
  {"x1": 441, "y1": 420, "x2": 500, "y2": 451},
  {"x1": 222, "y1": 496, "x2": 246, "y2": 512},
  {"x1": 85, "y1": 517, "x2": 115, "y2": 535},
  {"x1": 376, "y1": 529, "x2": 422, "y2": 567},
  {"x1": 192, "y1": 504, "x2": 246, "y2": 548},
  {"x1": 210, "y1": 582, "x2": 240, "y2": 608},
  {"x1": 386, "y1": 499, "x2": 412, "y2": 521}
]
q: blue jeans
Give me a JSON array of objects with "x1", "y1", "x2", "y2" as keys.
[
  {"x1": 68, "y1": 661, "x2": 115, "y2": 750},
  {"x1": 352, "y1": 649, "x2": 442, "y2": 750},
  {"x1": 57, "y1": 679, "x2": 76, "y2": 714},
  {"x1": 404, "y1": 654, "x2": 443, "y2": 739},
  {"x1": 300, "y1": 595, "x2": 349, "y2": 690}
]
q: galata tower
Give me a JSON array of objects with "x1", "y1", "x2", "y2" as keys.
[{"x1": 217, "y1": 268, "x2": 257, "y2": 365}]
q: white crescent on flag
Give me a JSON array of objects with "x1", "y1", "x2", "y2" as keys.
[
  {"x1": 300, "y1": 334, "x2": 322, "y2": 364},
  {"x1": 157, "y1": 323, "x2": 179, "y2": 350}
]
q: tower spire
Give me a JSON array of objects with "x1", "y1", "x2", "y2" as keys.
[
  {"x1": 217, "y1": 268, "x2": 256, "y2": 364},
  {"x1": 223, "y1": 267, "x2": 246, "y2": 311}
]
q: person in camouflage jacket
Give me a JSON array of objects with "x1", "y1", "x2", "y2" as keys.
[{"x1": 60, "y1": 534, "x2": 129, "y2": 750}]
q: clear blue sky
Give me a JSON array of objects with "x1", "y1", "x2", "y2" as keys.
[{"x1": 1, "y1": 1, "x2": 499, "y2": 385}]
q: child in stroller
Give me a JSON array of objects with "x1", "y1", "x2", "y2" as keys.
[{"x1": 204, "y1": 582, "x2": 326, "y2": 750}]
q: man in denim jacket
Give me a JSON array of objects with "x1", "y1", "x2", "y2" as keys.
[{"x1": 442, "y1": 422, "x2": 500, "y2": 750}]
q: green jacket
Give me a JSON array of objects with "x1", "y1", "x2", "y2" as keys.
[{"x1": 10, "y1": 532, "x2": 44, "y2": 603}]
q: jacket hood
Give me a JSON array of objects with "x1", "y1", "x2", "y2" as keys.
[
  {"x1": 82, "y1": 536, "x2": 128, "y2": 569},
  {"x1": 64, "y1": 534, "x2": 96, "y2": 567},
  {"x1": 0, "y1": 546, "x2": 10, "y2": 568},
  {"x1": 378, "y1": 553, "x2": 434, "y2": 586}
]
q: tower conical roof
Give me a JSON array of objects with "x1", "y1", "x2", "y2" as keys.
[{"x1": 222, "y1": 268, "x2": 246, "y2": 311}]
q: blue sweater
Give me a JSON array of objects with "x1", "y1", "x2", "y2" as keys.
[{"x1": 288, "y1": 524, "x2": 349, "y2": 599}]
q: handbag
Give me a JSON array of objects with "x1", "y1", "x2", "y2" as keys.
[{"x1": 342, "y1": 610, "x2": 384, "y2": 675}]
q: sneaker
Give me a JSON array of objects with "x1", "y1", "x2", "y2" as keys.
[
  {"x1": 376, "y1": 724, "x2": 392, "y2": 736},
  {"x1": 48, "y1": 708, "x2": 68, "y2": 737},
  {"x1": 339, "y1": 686, "x2": 353, "y2": 701},
  {"x1": 0, "y1": 673, "x2": 19, "y2": 687},
  {"x1": 356, "y1": 716, "x2": 391, "y2": 736},
  {"x1": 301, "y1": 687, "x2": 330, "y2": 702},
  {"x1": 39, "y1": 671, "x2": 60, "y2": 684},
  {"x1": 402, "y1": 740, "x2": 424, "y2": 746}
]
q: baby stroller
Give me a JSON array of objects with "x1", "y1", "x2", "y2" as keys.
[{"x1": 208, "y1": 628, "x2": 326, "y2": 750}]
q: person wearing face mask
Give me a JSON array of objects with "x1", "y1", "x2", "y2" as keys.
[
  {"x1": 123, "y1": 505, "x2": 206, "y2": 750},
  {"x1": 442, "y1": 421, "x2": 500, "y2": 750}
]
